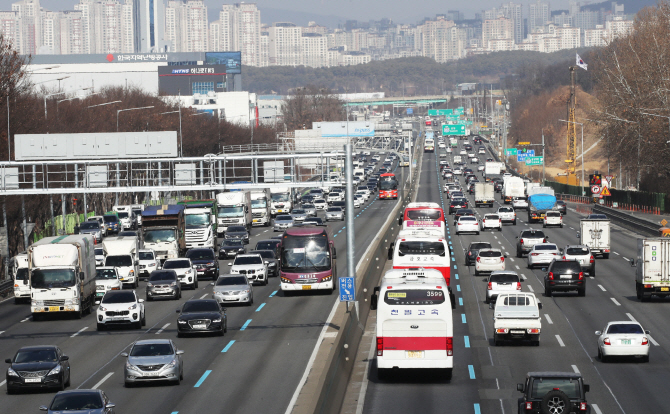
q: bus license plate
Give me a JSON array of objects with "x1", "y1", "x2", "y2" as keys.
[
  {"x1": 407, "y1": 351, "x2": 423, "y2": 359},
  {"x1": 302, "y1": 285, "x2": 311, "y2": 290},
  {"x1": 48, "y1": 306, "x2": 60, "y2": 312},
  {"x1": 661, "y1": 287, "x2": 669, "y2": 292}
]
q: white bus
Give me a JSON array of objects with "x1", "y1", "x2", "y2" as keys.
[
  {"x1": 371, "y1": 268, "x2": 455, "y2": 379},
  {"x1": 424, "y1": 138, "x2": 435, "y2": 153},
  {"x1": 388, "y1": 229, "x2": 452, "y2": 286}
]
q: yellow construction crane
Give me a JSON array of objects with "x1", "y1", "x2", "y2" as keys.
[{"x1": 566, "y1": 66, "x2": 578, "y2": 175}]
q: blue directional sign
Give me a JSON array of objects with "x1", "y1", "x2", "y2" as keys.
[
  {"x1": 516, "y1": 150, "x2": 535, "y2": 162},
  {"x1": 406, "y1": 108, "x2": 413, "y2": 114},
  {"x1": 339, "y1": 277, "x2": 355, "y2": 302}
]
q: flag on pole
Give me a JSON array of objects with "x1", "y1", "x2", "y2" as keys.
[{"x1": 576, "y1": 54, "x2": 588, "y2": 71}]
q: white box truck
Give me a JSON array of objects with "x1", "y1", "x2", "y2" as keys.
[
  {"x1": 251, "y1": 190, "x2": 271, "y2": 226},
  {"x1": 28, "y1": 235, "x2": 97, "y2": 319},
  {"x1": 526, "y1": 182, "x2": 540, "y2": 196},
  {"x1": 580, "y1": 218, "x2": 611, "y2": 258},
  {"x1": 102, "y1": 236, "x2": 139, "y2": 288},
  {"x1": 503, "y1": 177, "x2": 525, "y2": 204},
  {"x1": 11, "y1": 252, "x2": 30, "y2": 303},
  {"x1": 474, "y1": 182, "x2": 495, "y2": 208},
  {"x1": 216, "y1": 191, "x2": 252, "y2": 234},
  {"x1": 633, "y1": 238, "x2": 670, "y2": 301},
  {"x1": 270, "y1": 187, "x2": 292, "y2": 217},
  {"x1": 453, "y1": 155, "x2": 462, "y2": 165}
]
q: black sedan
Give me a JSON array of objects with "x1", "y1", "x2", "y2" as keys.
[
  {"x1": 556, "y1": 200, "x2": 567, "y2": 215},
  {"x1": 219, "y1": 239, "x2": 246, "y2": 259},
  {"x1": 176, "y1": 300, "x2": 227, "y2": 337},
  {"x1": 225, "y1": 225, "x2": 249, "y2": 244},
  {"x1": 449, "y1": 200, "x2": 467, "y2": 215},
  {"x1": 251, "y1": 250, "x2": 279, "y2": 277},
  {"x1": 6, "y1": 345, "x2": 71, "y2": 393},
  {"x1": 255, "y1": 239, "x2": 282, "y2": 263},
  {"x1": 185, "y1": 248, "x2": 219, "y2": 280}
]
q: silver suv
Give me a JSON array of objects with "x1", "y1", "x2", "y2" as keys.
[{"x1": 515, "y1": 229, "x2": 547, "y2": 258}]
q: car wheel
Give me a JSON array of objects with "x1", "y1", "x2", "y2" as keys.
[
  {"x1": 135, "y1": 320, "x2": 142, "y2": 329},
  {"x1": 125, "y1": 381, "x2": 133, "y2": 388},
  {"x1": 545, "y1": 286, "x2": 552, "y2": 297},
  {"x1": 513, "y1": 220, "x2": 517, "y2": 225},
  {"x1": 578, "y1": 287, "x2": 586, "y2": 297},
  {"x1": 193, "y1": 280, "x2": 198, "y2": 290},
  {"x1": 642, "y1": 355, "x2": 650, "y2": 363},
  {"x1": 217, "y1": 326, "x2": 224, "y2": 336},
  {"x1": 498, "y1": 227, "x2": 502, "y2": 232},
  {"x1": 65, "y1": 371, "x2": 71, "y2": 387},
  {"x1": 516, "y1": 250, "x2": 522, "y2": 258},
  {"x1": 141, "y1": 313, "x2": 146, "y2": 327},
  {"x1": 590, "y1": 268, "x2": 596, "y2": 277},
  {"x1": 177, "y1": 332, "x2": 184, "y2": 338},
  {"x1": 178, "y1": 290, "x2": 182, "y2": 299},
  {"x1": 58, "y1": 376, "x2": 66, "y2": 391},
  {"x1": 485, "y1": 296, "x2": 490, "y2": 304},
  {"x1": 147, "y1": 296, "x2": 153, "y2": 302},
  {"x1": 224, "y1": 321, "x2": 228, "y2": 333},
  {"x1": 377, "y1": 368, "x2": 392, "y2": 381},
  {"x1": 494, "y1": 334, "x2": 503, "y2": 347}
]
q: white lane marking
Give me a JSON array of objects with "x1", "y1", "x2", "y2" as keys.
[
  {"x1": 355, "y1": 329, "x2": 377, "y2": 414},
  {"x1": 200, "y1": 294, "x2": 207, "y2": 299},
  {"x1": 0, "y1": 380, "x2": 5, "y2": 387},
  {"x1": 648, "y1": 335, "x2": 660, "y2": 346},
  {"x1": 155, "y1": 323, "x2": 170, "y2": 335},
  {"x1": 611, "y1": 298, "x2": 621, "y2": 306},
  {"x1": 498, "y1": 241, "x2": 502, "y2": 244},
  {"x1": 493, "y1": 236, "x2": 498, "y2": 239},
  {"x1": 556, "y1": 335, "x2": 565, "y2": 347},
  {"x1": 527, "y1": 285, "x2": 535, "y2": 293},
  {"x1": 589, "y1": 276, "x2": 595, "y2": 280},
  {"x1": 520, "y1": 274, "x2": 526, "y2": 280},
  {"x1": 626, "y1": 313, "x2": 636, "y2": 321},
  {"x1": 572, "y1": 365, "x2": 580, "y2": 374},
  {"x1": 0, "y1": 331, "x2": 4, "y2": 335},
  {"x1": 71, "y1": 327, "x2": 88, "y2": 338},
  {"x1": 613, "y1": 252, "x2": 620, "y2": 256},
  {"x1": 623, "y1": 257, "x2": 629, "y2": 261},
  {"x1": 598, "y1": 284, "x2": 606, "y2": 291},
  {"x1": 514, "y1": 265, "x2": 520, "y2": 270},
  {"x1": 92, "y1": 372, "x2": 113, "y2": 389},
  {"x1": 509, "y1": 257, "x2": 515, "y2": 262},
  {"x1": 20, "y1": 316, "x2": 30, "y2": 323},
  {"x1": 544, "y1": 314, "x2": 553, "y2": 324},
  {"x1": 592, "y1": 404, "x2": 603, "y2": 414},
  {"x1": 569, "y1": 227, "x2": 574, "y2": 230}
]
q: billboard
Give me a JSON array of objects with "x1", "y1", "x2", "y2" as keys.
[
  {"x1": 205, "y1": 52, "x2": 242, "y2": 74},
  {"x1": 443, "y1": 124, "x2": 466, "y2": 136},
  {"x1": 313, "y1": 121, "x2": 374, "y2": 137}
]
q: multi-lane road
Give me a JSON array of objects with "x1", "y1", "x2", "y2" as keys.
[
  {"x1": 361, "y1": 139, "x2": 669, "y2": 414},
  {"x1": 0, "y1": 158, "x2": 404, "y2": 413}
]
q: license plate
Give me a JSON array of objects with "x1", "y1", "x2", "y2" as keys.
[
  {"x1": 96, "y1": 292, "x2": 105, "y2": 297},
  {"x1": 511, "y1": 330, "x2": 526, "y2": 334},
  {"x1": 155, "y1": 289, "x2": 169, "y2": 293},
  {"x1": 108, "y1": 227, "x2": 113, "y2": 230},
  {"x1": 142, "y1": 372, "x2": 159, "y2": 377},
  {"x1": 621, "y1": 339, "x2": 631, "y2": 345},
  {"x1": 193, "y1": 324, "x2": 207, "y2": 329},
  {"x1": 661, "y1": 287, "x2": 669, "y2": 292},
  {"x1": 560, "y1": 275, "x2": 572, "y2": 279},
  {"x1": 24, "y1": 378, "x2": 41, "y2": 383},
  {"x1": 407, "y1": 351, "x2": 423, "y2": 359},
  {"x1": 302, "y1": 285, "x2": 312, "y2": 290},
  {"x1": 48, "y1": 306, "x2": 60, "y2": 312},
  {"x1": 253, "y1": 219, "x2": 259, "y2": 223}
]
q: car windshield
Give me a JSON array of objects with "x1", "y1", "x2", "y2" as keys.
[
  {"x1": 218, "y1": 206, "x2": 244, "y2": 218},
  {"x1": 15, "y1": 349, "x2": 58, "y2": 363},
  {"x1": 139, "y1": 251, "x2": 154, "y2": 260},
  {"x1": 117, "y1": 212, "x2": 129, "y2": 218},
  {"x1": 105, "y1": 255, "x2": 133, "y2": 267},
  {"x1": 607, "y1": 324, "x2": 644, "y2": 334},
  {"x1": 531, "y1": 378, "x2": 580, "y2": 399},
  {"x1": 302, "y1": 204, "x2": 315, "y2": 208},
  {"x1": 276, "y1": 215, "x2": 292, "y2": 221},
  {"x1": 103, "y1": 215, "x2": 118, "y2": 223},
  {"x1": 182, "y1": 301, "x2": 220, "y2": 313},
  {"x1": 102, "y1": 291, "x2": 136, "y2": 304},
  {"x1": 397, "y1": 241, "x2": 446, "y2": 256},
  {"x1": 96, "y1": 269, "x2": 117, "y2": 280},
  {"x1": 470, "y1": 243, "x2": 492, "y2": 251},
  {"x1": 253, "y1": 250, "x2": 275, "y2": 259},
  {"x1": 234, "y1": 256, "x2": 263, "y2": 265},
  {"x1": 251, "y1": 199, "x2": 267, "y2": 208},
  {"x1": 271, "y1": 193, "x2": 290, "y2": 202},
  {"x1": 163, "y1": 260, "x2": 190, "y2": 269},
  {"x1": 222, "y1": 239, "x2": 244, "y2": 247},
  {"x1": 256, "y1": 241, "x2": 278, "y2": 250},
  {"x1": 79, "y1": 222, "x2": 99, "y2": 230},
  {"x1": 490, "y1": 273, "x2": 519, "y2": 283},
  {"x1": 498, "y1": 208, "x2": 513, "y2": 213},
  {"x1": 485, "y1": 215, "x2": 500, "y2": 220},
  {"x1": 143, "y1": 229, "x2": 176, "y2": 243},
  {"x1": 130, "y1": 342, "x2": 173, "y2": 356},
  {"x1": 479, "y1": 250, "x2": 502, "y2": 257},
  {"x1": 459, "y1": 217, "x2": 476, "y2": 222},
  {"x1": 305, "y1": 218, "x2": 323, "y2": 225},
  {"x1": 95, "y1": 248, "x2": 104, "y2": 256},
  {"x1": 15, "y1": 267, "x2": 28, "y2": 281},
  {"x1": 551, "y1": 262, "x2": 581, "y2": 273},
  {"x1": 187, "y1": 250, "x2": 215, "y2": 260},
  {"x1": 292, "y1": 210, "x2": 306, "y2": 214},
  {"x1": 149, "y1": 271, "x2": 177, "y2": 281},
  {"x1": 216, "y1": 276, "x2": 248, "y2": 286},
  {"x1": 227, "y1": 226, "x2": 246, "y2": 232},
  {"x1": 50, "y1": 393, "x2": 104, "y2": 410},
  {"x1": 566, "y1": 247, "x2": 589, "y2": 255},
  {"x1": 521, "y1": 231, "x2": 546, "y2": 238},
  {"x1": 534, "y1": 245, "x2": 557, "y2": 251},
  {"x1": 31, "y1": 269, "x2": 76, "y2": 289},
  {"x1": 588, "y1": 214, "x2": 608, "y2": 219}
]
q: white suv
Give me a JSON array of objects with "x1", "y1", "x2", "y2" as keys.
[
  {"x1": 475, "y1": 248, "x2": 506, "y2": 276},
  {"x1": 138, "y1": 249, "x2": 160, "y2": 280},
  {"x1": 482, "y1": 214, "x2": 502, "y2": 232},
  {"x1": 485, "y1": 271, "x2": 521, "y2": 304},
  {"x1": 163, "y1": 258, "x2": 198, "y2": 289},
  {"x1": 496, "y1": 206, "x2": 516, "y2": 225},
  {"x1": 543, "y1": 211, "x2": 563, "y2": 228},
  {"x1": 229, "y1": 254, "x2": 268, "y2": 286},
  {"x1": 96, "y1": 290, "x2": 145, "y2": 330}
]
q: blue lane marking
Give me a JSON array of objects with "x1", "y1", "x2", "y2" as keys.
[
  {"x1": 194, "y1": 370, "x2": 212, "y2": 388},
  {"x1": 171, "y1": 412, "x2": 179, "y2": 414},
  {"x1": 269, "y1": 290, "x2": 277, "y2": 297},
  {"x1": 469, "y1": 365, "x2": 476, "y2": 379},
  {"x1": 454, "y1": 265, "x2": 458, "y2": 270},
  {"x1": 474, "y1": 404, "x2": 481, "y2": 414},
  {"x1": 240, "y1": 319, "x2": 252, "y2": 331},
  {"x1": 464, "y1": 336, "x2": 470, "y2": 348},
  {"x1": 457, "y1": 285, "x2": 461, "y2": 292},
  {"x1": 256, "y1": 303, "x2": 266, "y2": 312},
  {"x1": 455, "y1": 273, "x2": 459, "y2": 279},
  {"x1": 221, "y1": 340, "x2": 236, "y2": 353},
  {"x1": 462, "y1": 314, "x2": 467, "y2": 323},
  {"x1": 448, "y1": 241, "x2": 452, "y2": 244},
  {"x1": 459, "y1": 297, "x2": 463, "y2": 306},
  {"x1": 448, "y1": 236, "x2": 451, "y2": 239}
]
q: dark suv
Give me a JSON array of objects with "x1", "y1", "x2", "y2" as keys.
[
  {"x1": 517, "y1": 371, "x2": 590, "y2": 414},
  {"x1": 544, "y1": 259, "x2": 585, "y2": 297}
]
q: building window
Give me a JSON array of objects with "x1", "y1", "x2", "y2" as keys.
[
  {"x1": 216, "y1": 82, "x2": 224, "y2": 88},
  {"x1": 192, "y1": 82, "x2": 214, "y2": 95}
]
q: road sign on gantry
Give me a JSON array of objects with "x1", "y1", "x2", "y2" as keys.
[{"x1": 443, "y1": 124, "x2": 466, "y2": 136}]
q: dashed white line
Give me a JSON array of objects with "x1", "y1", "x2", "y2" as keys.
[
  {"x1": 571, "y1": 365, "x2": 580, "y2": 374},
  {"x1": 610, "y1": 298, "x2": 621, "y2": 306},
  {"x1": 514, "y1": 265, "x2": 520, "y2": 270},
  {"x1": 592, "y1": 404, "x2": 603, "y2": 414},
  {"x1": 20, "y1": 316, "x2": 30, "y2": 323},
  {"x1": 623, "y1": 257, "x2": 629, "y2": 261},
  {"x1": 71, "y1": 327, "x2": 88, "y2": 338},
  {"x1": 200, "y1": 294, "x2": 208, "y2": 299},
  {"x1": 544, "y1": 314, "x2": 553, "y2": 324},
  {"x1": 613, "y1": 252, "x2": 620, "y2": 256},
  {"x1": 0, "y1": 380, "x2": 5, "y2": 387},
  {"x1": 598, "y1": 284, "x2": 606, "y2": 291},
  {"x1": 509, "y1": 257, "x2": 514, "y2": 262},
  {"x1": 626, "y1": 313, "x2": 636, "y2": 321},
  {"x1": 155, "y1": 323, "x2": 170, "y2": 335},
  {"x1": 0, "y1": 331, "x2": 4, "y2": 335},
  {"x1": 493, "y1": 235, "x2": 498, "y2": 239},
  {"x1": 569, "y1": 227, "x2": 574, "y2": 230},
  {"x1": 556, "y1": 335, "x2": 565, "y2": 347},
  {"x1": 92, "y1": 372, "x2": 113, "y2": 390},
  {"x1": 527, "y1": 285, "x2": 535, "y2": 292},
  {"x1": 648, "y1": 335, "x2": 660, "y2": 346}
]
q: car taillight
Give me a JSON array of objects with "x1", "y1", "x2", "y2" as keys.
[
  {"x1": 603, "y1": 337, "x2": 611, "y2": 345},
  {"x1": 590, "y1": 256, "x2": 595, "y2": 263},
  {"x1": 642, "y1": 337, "x2": 649, "y2": 346},
  {"x1": 520, "y1": 239, "x2": 524, "y2": 244},
  {"x1": 531, "y1": 253, "x2": 539, "y2": 256},
  {"x1": 446, "y1": 337, "x2": 453, "y2": 356},
  {"x1": 562, "y1": 256, "x2": 566, "y2": 259},
  {"x1": 501, "y1": 257, "x2": 505, "y2": 262},
  {"x1": 487, "y1": 282, "x2": 492, "y2": 290},
  {"x1": 468, "y1": 252, "x2": 472, "y2": 256},
  {"x1": 525, "y1": 402, "x2": 533, "y2": 410},
  {"x1": 377, "y1": 337, "x2": 383, "y2": 356},
  {"x1": 496, "y1": 328, "x2": 509, "y2": 334},
  {"x1": 579, "y1": 402, "x2": 587, "y2": 411},
  {"x1": 476, "y1": 257, "x2": 481, "y2": 262},
  {"x1": 548, "y1": 272, "x2": 554, "y2": 280},
  {"x1": 578, "y1": 272, "x2": 584, "y2": 280},
  {"x1": 517, "y1": 282, "x2": 522, "y2": 290},
  {"x1": 542, "y1": 239, "x2": 547, "y2": 243}
]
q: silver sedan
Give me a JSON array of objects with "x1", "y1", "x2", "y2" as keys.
[
  {"x1": 325, "y1": 207, "x2": 345, "y2": 221},
  {"x1": 273, "y1": 215, "x2": 294, "y2": 232},
  {"x1": 212, "y1": 274, "x2": 253, "y2": 305},
  {"x1": 122, "y1": 339, "x2": 184, "y2": 386}
]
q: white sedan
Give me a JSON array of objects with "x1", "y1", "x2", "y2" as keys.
[
  {"x1": 474, "y1": 248, "x2": 506, "y2": 276},
  {"x1": 481, "y1": 214, "x2": 502, "y2": 232},
  {"x1": 353, "y1": 196, "x2": 363, "y2": 208},
  {"x1": 477, "y1": 164, "x2": 485, "y2": 172},
  {"x1": 512, "y1": 197, "x2": 529, "y2": 210},
  {"x1": 527, "y1": 243, "x2": 561, "y2": 269},
  {"x1": 456, "y1": 216, "x2": 480, "y2": 235},
  {"x1": 459, "y1": 149, "x2": 467, "y2": 155},
  {"x1": 313, "y1": 198, "x2": 328, "y2": 210},
  {"x1": 596, "y1": 321, "x2": 650, "y2": 362}
]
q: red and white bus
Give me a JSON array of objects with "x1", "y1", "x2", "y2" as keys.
[
  {"x1": 399, "y1": 202, "x2": 446, "y2": 236},
  {"x1": 378, "y1": 173, "x2": 398, "y2": 200},
  {"x1": 370, "y1": 268, "x2": 454, "y2": 379},
  {"x1": 388, "y1": 229, "x2": 451, "y2": 286},
  {"x1": 425, "y1": 116, "x2": 432, "y2": 126},
  {"x1": 279, "y1": 227, "x2": 336, "y2": 293}
]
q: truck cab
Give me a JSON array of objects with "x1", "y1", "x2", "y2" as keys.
[
  {"x1": 179, "y1": 201, "x2": 216, "y2": 249},
  {"x1": 250, "y1": 190, "x2": 271, "y2": 226},
  {"x1": 216, "y1": 191, "x2": 252, "y2": 234}
]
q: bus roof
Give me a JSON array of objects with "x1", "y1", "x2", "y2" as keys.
[
  {"x1": 407, "y1": 202, "x2": 441, "y2": 209},
  {"x1": 380, "y1": 172, "x2": 395, "y2": 176},
  {"x1": 381, "y1": 268, "x2": 444, "y2": 283},
  {"x1": 284, "y1": 226, "x2": 331, "y2": 237}
]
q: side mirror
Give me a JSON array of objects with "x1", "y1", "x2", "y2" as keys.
[
  {"x1": 577, "y1": 232, "x2": 580, "y2": 239},
  {"x1": 5, "y1": 358, "x2": 11, "y2": 363},
  {"x1": 630, "y1": 259, "x2": 635, "y2": 267},
  {"x1": 398, "y1": 217, "x2": 403, "y2": 225},
  {"x1": 583, "y1": 384, "x2": 590, "y2": 393},
  {"x1": 138, "y1": 299, "x2": 144, "y2": 303},
  {"x1": 80, "y1": 272, "x2": 85, "y2": 281},
  {"x1": 95, "y1": 301, "x2": 101, "y2": 305},
  {"x1": 517, "y1": 383, "x2": 525, "y2": 392},
  {"x1": 120, "y1": 352, "x2": 129, "y2": 357},
  {"x1": 39, "y1": 406, "x2": 48, "y2": 412},
  {"x1": 541, "y1": 268, "x2": 547, "y2": 272},
  {"x1": 594, "y1": 331, "x2": 602, "y2": 336},
  {"x1": 193, "y1": 265, "x2": 198, "y2": 269},
  {"x1": 388, "y1": 245, "x2": 394, "y2": 260},
  {"x1": 228, "y1": 263, "x2": 232, "y2": 266},
  {"x1": 106, "y1": 404, "x2": 116, "y2": 409},
  {"x1": 538, "y1": 303, "x2": 543, "y2": 310},
  {"x1": 60, "y1": 355, "x2": 69, "y2": 361},
  {"x1": 645, "y1": 330, "x2": 650, "y2": 335},
  {"x1": 175, "y1": 308, "x2": 181, "y2": 313},
  {"x1": 559, "y1": 249, "x2": 564, "y2": 255},
  {"x1": 370, "y1": 294, "x2": 378, "y2": 310},
  {"x1": 489, "y1": 302, "x2": 494, "y2": 310},
  {"x1": 23, "y1": 279, "x2": 28, "y2": 285},
  {"x1": 210, "y1": 282, "x2": 215, "y2": 286},
  {"x1": 176, "y1": 350, "x2": 185, "y2": 355}
]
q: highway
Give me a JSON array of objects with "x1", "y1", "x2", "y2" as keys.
[
  {"x1": 361, "y1": 139, "x2": 670, "y2": 414},
  {"x1": 0, "y1": 158, "x2": 405, "y2": 413}
]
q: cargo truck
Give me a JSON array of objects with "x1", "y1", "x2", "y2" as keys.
[
  {"x1": 580, "y1": 218, "x2": 611, "y2": 258},
  {"x1": 632, "y1": 238, "x2": 670, "y2": 301},
  {"x1": 178, "y1": 200, "x2": 217, "y2": 249},
  {"x1": 11, "y1": 253, "x2": 30, "y2": 303},
  {"x1": 141, "y1": 205, "x2": 186, "y2": 262},
  {"x1": 453, "y1": 155, "x2": 462, "y2": 165},
  {"x1": 102, "y1": 236, "x2": 139, "y2": 288},
  {"x1": 270, "y1": 187, "x2": 293, "y2": 217},
  {"x1": 474, "y1": 182, "x2": 495, "y2": 208},
  {"x1": 251, "y1": 190, "x2": 271, "y2": 226},
  {"x1": 28, "y1": 235, "x2": 97, "y2": 320},
  {"x1": 216, "y1": 191, "x2": 252, "y2": 234},
  {"x1": 503, "y1": 177, "x2": 525, "y2": 204},
  {"x1": 492, "y1": 292, "x2": 542, "y2": 346},
  {"x1": 528, "y1": 193, "x2": 557, "y2": 223}
]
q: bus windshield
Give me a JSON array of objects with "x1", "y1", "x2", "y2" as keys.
[
  {"x1": 281, "y1": 236, "x2": 330, "y2": 272},
  {"x1": 406, "y1": 209, "x2": 443, "y2": 221},
  {"x1": 31, "y1": 269, "x2": 76, "y2": 289},
  {"x1": 398, "y1": 241, "x2": 446, "y2": 256},
  {"x1": 379, "y1": 180, "x2": 398, "y2": 190}
]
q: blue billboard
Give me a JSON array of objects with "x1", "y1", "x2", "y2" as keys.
[{"x1": 205, "y1": 52, "x2": 242, "y2": 74}]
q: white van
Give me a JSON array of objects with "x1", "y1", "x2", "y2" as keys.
[
  {"x1": 11, "y1": 253, "x2": 30, "y2": 303},
  {"x1": 371, "y1": 268, "x2": 455, "y2": 379},
  {"x1": 102, "y1": 236, "x2": 139, "y2": 288}
]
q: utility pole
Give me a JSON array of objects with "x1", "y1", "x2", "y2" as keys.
[{"x1": 542, "y1": 129, "x2": 546, "y2": 184}]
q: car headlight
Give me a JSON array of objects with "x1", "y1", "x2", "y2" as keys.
[
  {"x1": 178, "y1": 319, "x2": 187, "y2": 324},
  {"x1": 322, "y1": 275, "x2": 332, "y2": 282},
  {"x1": 64, "y1": 299, "x2": 74, "y2": 305},
  {"x1": 7, "y1": 367, "x2": 18, "y2": 377},
  {"x1": 125, "y1": 361, "x2": 139, "y2": 372},
  {"x1": 149, "y1": 263, "x2": 156, "y2": 267},
  {"x1": 48, "y1": 365, "x2": 62, "y2": 376},
  {"x1": 164, "y1": 359, "x2": 178, "y2": 369},
  {"x1": 186, "y1": 269, "x2": 192, "y2": 274},
  {"x1": 147, "y1": 283, "x2": 153, "y2": 287},
  {"x1": 129, "y1": 270, "x2": 135, "y2": 275},
  {"x1": 129, "y1": 304, "x2": 137, "y2": 310},
  {"x1": 32, "y1": 300, "x2": 44, "y2": 307},
  {"x1": 98, "y1": 306, "x2": 107, "y2": 311},
  {"x1": 171, "y1": 281, "x2": 177, "y2": 286},
  {"x1": 212, "y1": 318, "x2": 222, "y2": 323},
  {"x1": 244, "y1": 289, "x2": 251, "y2": 294}
]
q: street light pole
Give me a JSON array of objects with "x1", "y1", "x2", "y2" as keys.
[
  {"x1": 117, "y1": 106, "x2": 155, "y2": 132},
  {"x1": 44, "y1": 91, "x2": 65, "y2": 119}
]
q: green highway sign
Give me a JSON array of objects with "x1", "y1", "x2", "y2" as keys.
[
  {"x1": 462, "y1": 120, "x2": 473, "y2": 125},
  {"x1": 445, "y1": 114, "x2": 461, "y2": 121},
  {"x1": 428, "y1": 109, "x2": 454, "y2": 116},
  {"x1": 453, "y1": 107, "x2": 464, "y2": 115},
  {"x1": 443, "y1": 124, "x2": 466, "y2": 136},
  {"x1": 525, "y1": 156, "x2": 544, "y2": 166},
  {"x1": 505, "y1": 148, "x2": 518, "y2": 156}
]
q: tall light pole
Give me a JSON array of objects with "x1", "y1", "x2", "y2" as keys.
[
  {"x1": 117, "y1": 106, "x2": 154, "y2": 132},
  {"x1": 160, "y1": 109, "x2": 183, "y2": 157},
  {"x1": 44, "y1": 91, "x2": 66, "y2": 119},
  {"x1": 559, "y1": 119, "x2": 584, "y2": 189},
  {"x1": 87, "y1": 100, "x2": 122, "y2": 109}
]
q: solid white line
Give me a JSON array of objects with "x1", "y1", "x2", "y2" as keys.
[
  {"x1": 613, "y1": 252, "x2": 620, "y2": 256},
  {"x1": 556, "y1": 335, "x2": 565, "y2": 347},
  {"x1": 544, "y1": 314, "x2": 553, "y2": 324},
  {"x1": 155, "y1": 323, "x2": 170, "y2": 335},
  {"x1": 527, "y1": 285, "x2": 535, "y2": 293},
  {"x1": 0, "y1": 296, "x2": 15, "y2": 304},
  {"x1": 611, "y1": 298, "x2": 621, "y2": 306},
  {"x1": 571, "y1": 365, "x2": 580, "y2": 374},
  {"x1": 92, "y1": 372, "x2": 113, "y2": 390},
  {"x1": 355, "y1": 332, "x2": 377, "y2": 414},
  {"x1": 0, "y1": 331, "x2": 4, "y2": 335},
  {"x1": 626, "y1": 313, "x2": 636, "y2": 321},
  {"x1": 598, "y1": 284, "x2": 606, "y2": 291},
  {"x1": 648, "y1": 335, "x2": 660, "y2": 346},
  {"x1": 71, "y1": 327, "x2": 88, "y2": 338},
  {"x1": 592, "y1": 404, "x2": 603, "y2": 414}
]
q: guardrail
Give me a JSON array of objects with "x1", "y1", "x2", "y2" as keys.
[
  {"x1": 557, "y1": 194, "x2": 591, "y2": 204},
  {"x1": 593, "y1": 204, "x2": 661, "y2": 237}
]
